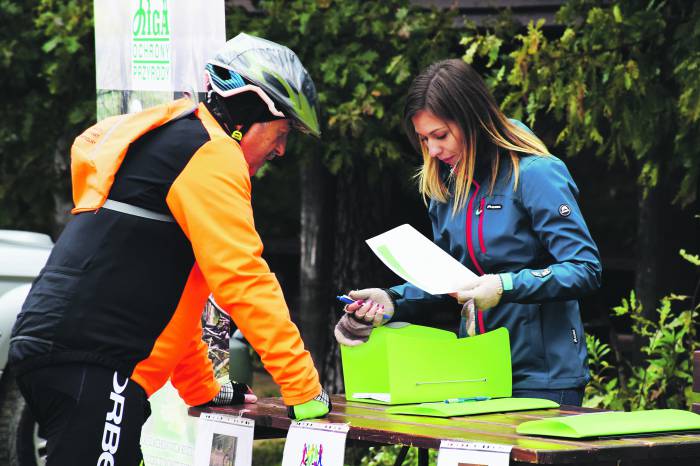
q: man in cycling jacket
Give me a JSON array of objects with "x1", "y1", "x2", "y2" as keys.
[{"x1": 10, "y1": 33, "x2": 329, "y2": 465}]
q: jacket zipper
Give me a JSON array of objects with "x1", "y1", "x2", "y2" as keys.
[
  {"x1": 477, "y1": 197, "x2": 486, "y2": 254},
  {"x1": 465, "y1": 181, "x2": 486, "y2": 334}
]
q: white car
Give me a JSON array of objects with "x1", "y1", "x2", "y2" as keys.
[{"x1": 0, "y1": 230, "x2": 53, "y2": 466}]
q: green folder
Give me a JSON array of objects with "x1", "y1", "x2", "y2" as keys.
[
  {"x1": 340, "y1": 323, "x2": 512, "y2": 405},
  {"x1": 516, "y1": 409, "x2": 700, "y2": 439},
  {"x1": 386, "y1": 397, "x2": 559, "y2": 417}
]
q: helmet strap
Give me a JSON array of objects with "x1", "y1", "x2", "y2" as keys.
[
  {"x1": 205, "y1": 91, "x2": 281, "y2": 142},
  {"x1": 205, "y1": 93, "x2": 247, "y2": 140}
]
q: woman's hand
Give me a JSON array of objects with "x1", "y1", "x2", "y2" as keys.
[
  {"x1": 456, "y1": 274, "x2": 503, "y2": 310},
  {"x1": 347, "y1": 288, "x2": 394, "y2": 326},
  {"x1": 334, "y1": 312, "x2": 373, "y2": 347},
  {"x1": 460, "y1": 299, "x2": 477, "y2": 336},
  {"x1": 334, "y1": 288, "x2": 394, "y2": 346}
]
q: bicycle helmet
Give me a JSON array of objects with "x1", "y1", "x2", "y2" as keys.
[{"x1": 205, "y1": 33, "x2": 320, "y2": 139}]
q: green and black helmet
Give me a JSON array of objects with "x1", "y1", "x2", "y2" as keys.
[{"x1": 205, "y1": 33, "x2": 320, "y2": 138}]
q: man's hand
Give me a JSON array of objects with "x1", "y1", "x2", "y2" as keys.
[
  {"x1": 209, "y1": 381, "x2": 257, "y2": 405},
  {"x1": 287, "y1": 388, "x2": 331, "y2": 420},
  {"x1": 456, "y1": 274, "x2": 503, "y2": 310}
]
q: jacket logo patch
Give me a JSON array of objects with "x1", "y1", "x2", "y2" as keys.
[
  {"x1": 571, "y1": 328, "x2": 579, "y2": 344},
  {"x1": 486, "y1": 204, "x2": 502, "y2": 210},
  {"x1": 559, "y1": 204, "x2": 572, "y2": 217},
  {"x1": 531, "y1": 268, "x2": 551, "y2": 278}
]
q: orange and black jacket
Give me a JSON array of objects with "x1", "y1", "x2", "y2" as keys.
[{"x1": 9, "y1": 99, "x2": 321, "y2": 406}]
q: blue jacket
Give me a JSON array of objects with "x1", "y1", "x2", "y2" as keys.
[{"x1": 390, "y1": 144, "x2": 601, "y2": 390}]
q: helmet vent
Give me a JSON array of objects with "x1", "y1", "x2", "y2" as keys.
[
  {"x1": 263, "y1": 71, "x2": 292, "y2": 99},
  {"x1": 209, "y1": 64, "x2": 246, "y2": 91}
]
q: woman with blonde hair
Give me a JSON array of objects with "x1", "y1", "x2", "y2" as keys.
[{"x1": 334, "y1": 58, "x2": 601, "y2": 405}]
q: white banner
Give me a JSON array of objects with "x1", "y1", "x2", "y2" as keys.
[
  {"x1": 194, "y1": 413, "x2": 255, "y2": 466},
  {"x1": 436, "y1": 440, "x2": 512, "y2": 466},
  {"x1": 94, "y1": 0, "x2": 225, "y2": 92},
  {"x1": 282, "y1": 422, "x2": 350, "y2": 466},
  {"x1": 93, "y1": 0, "x2": 225, "y2": 118}
]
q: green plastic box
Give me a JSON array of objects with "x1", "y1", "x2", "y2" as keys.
[{"x1": 340, "y1": 323, "x2": 512, "y2": 405}]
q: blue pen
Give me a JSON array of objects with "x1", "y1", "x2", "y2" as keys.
[
  {"x1": 336, "y1": 295, "x2": 355, "y2": 304},
  {"x1": 443, "y1": 396, "x2": 490, "y2": 403},
  {"x1": 336, "y1": 295, "x2": 392, "y2": 320}
]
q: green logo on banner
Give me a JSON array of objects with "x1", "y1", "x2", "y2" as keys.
[{"x1": 132, "y1": 0, "x2": 171, "y2": 87}]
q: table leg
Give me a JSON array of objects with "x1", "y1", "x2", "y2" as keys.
[
  {"x1": 418, "y1": 448, "x2": 429, "y2": 466},
  {"x1": 393, "y1": 446, "x2": 409, "y2": 466}
]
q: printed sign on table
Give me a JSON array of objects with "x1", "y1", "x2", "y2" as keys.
[
  {"x1": 282, "y1": 422, "x2": 350, "y2": 466},
  {"x1": 194, "y1": 413, "x2": 255, "y2": 466},
  {"x1": 436, "y1": 440, "x2": 512, "y2": 466}
]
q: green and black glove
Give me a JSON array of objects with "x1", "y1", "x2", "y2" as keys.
[{"x1": 287, "y1": 388, "x2": 331, "y2": 421}]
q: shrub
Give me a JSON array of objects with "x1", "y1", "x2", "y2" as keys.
[{"x1": 584, "y1": 249, "x2": 700, "y2": 411}]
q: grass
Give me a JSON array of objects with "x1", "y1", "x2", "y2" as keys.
[
  {"x1": 252, "y1": 439, "x2": 285, "y2": 465},
  {"x1": 252, "y1": 369, "x2": 281, "y2": 397}
]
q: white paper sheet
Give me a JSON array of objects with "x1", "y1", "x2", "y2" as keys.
[
  {"x1": 194, "y1": 413, "x2": 254, "y2": 466},
  {"x1": 436, "y1": 440, "x2": 512, "y2": 466},
  {"x1": 282, "y1": 422, "x2": 350, "y2": 466},
  {"x1": 366, "y1": 224, "x2": 477, "y2": 294},
  {"x1": 351, "y1": 392, "x2": 392, "y2": 403}
]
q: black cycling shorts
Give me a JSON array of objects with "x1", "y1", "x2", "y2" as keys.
[{"x1": 16, "y1": 363, "x2": 151, "y2": 466}]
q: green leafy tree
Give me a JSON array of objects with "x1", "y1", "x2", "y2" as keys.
[
  {"x1": 460, "y1": 0, "x2": 700, "y2": 317},
  {"x1": 0, "y1": 0, "x2": 94, "y2": 233}
]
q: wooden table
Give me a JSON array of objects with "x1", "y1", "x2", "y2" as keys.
[{"x1": 189, "y1": 396, "x2": 700, "y2": 465}]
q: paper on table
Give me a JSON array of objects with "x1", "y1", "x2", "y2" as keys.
[
  {"x1": 194, "y1": 413, "x2": 254, "y2": 466},
  {"x1": 366, "y1": 224, "x2": 477, "y2": 294},
  {"x1": 351, "y1": 392, "x2": 392, "y2": 403},
  {"x1": 437, "y1": 440, "x2": 511, "y2": 466},
  {"x1": 282, "y1": 421, "x2": 350, "y2": 466}
]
